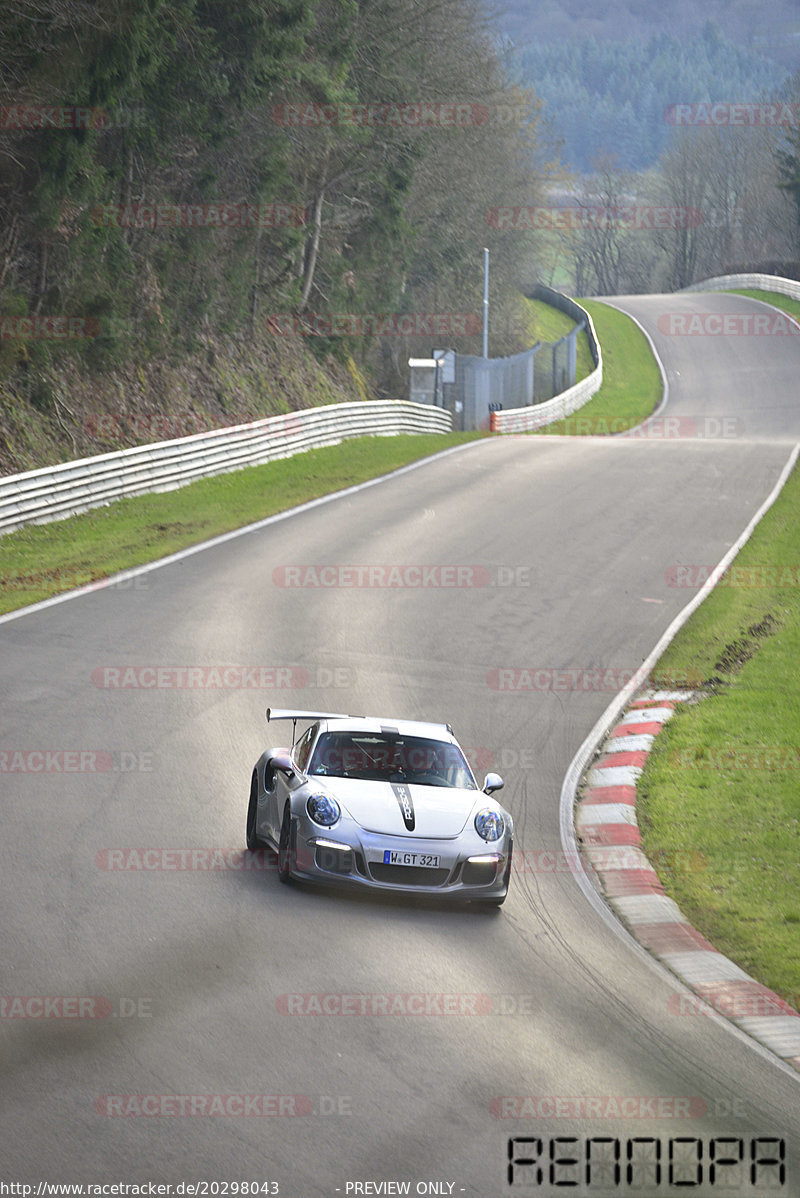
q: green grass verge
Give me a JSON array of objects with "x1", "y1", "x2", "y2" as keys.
[
  {"x1": 638, "y1": 285, "x2": 800, "y2": 1005},
  {"x1": 522, "y1": 297, "x2": 595, "y2": 381},
  {"x1": 533, "y1": 300, "x2": 662, "y2": 435},
  {"x1": 639, "y1": 444, "x2": 800, "y2": 1005},
  {"x1": 726, "y1": 288, "x2": 800, "y2": 325},
  {"x1": 0, "y1": 433, "x2": 483, "y2": 615},
  {"x1": 0, "y1": 294, "x2": 650, "y2": 614},
  {"x1": 523, "y1": 296, "x2": 577, "y2": 343}
]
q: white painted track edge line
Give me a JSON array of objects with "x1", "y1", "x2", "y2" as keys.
[
  {"x1": 0, "y1": 297, "x2": 666, "y2": 627},
  {"x1": 590, "y1": 299, "x2": 670, "y2": 430},
  {"x1": 559, "y1": 439, "x2": 800, "y2": 1080},
  {"x1": 713, "y1": 290, "x2": 800, "y2": 337},
  {"x1": 0, "y1": 439, "x2": 484, "y2": 627}
]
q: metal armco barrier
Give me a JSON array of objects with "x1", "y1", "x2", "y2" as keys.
[
  {"x1": 489, "y1": 274, "x2": 799, "y2": 436},
  {"x1": 682, "y1": 273, "x2": 800, "y2": 302},
  {"x1": 0, "y1": 400, "x2": 452, "y2": 536},
  {"x1": 490, "y1": 288, "x2": 602, "y2": 434}
]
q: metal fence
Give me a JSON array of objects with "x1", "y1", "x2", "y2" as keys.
[
  {"x1": 448, "y1": 323, "x2": 584, "y2": 430},
  {"x1": 450, "y1": 345, "x2": 537, "y2": 430},
  {"x1": 408, "y1": 285, "x2": 591, "y2": 430},
  {"x1": 533, "y1": 326, "x2": 581, "y2": 403},
  {"x1": 491, "y1": 290, "x2": 602, "y2": 435}
]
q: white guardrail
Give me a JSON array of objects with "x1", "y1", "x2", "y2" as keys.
[
  {"x1": 490, "y1": 291, "x2": 602, "y2": 434},
  {"x1": 0, "y1": 400, "x2": 452, "y2": 536},
  {"x1": 489, "y1": 273, "x2": 800, "y2": 435},
  {"x1": 6, "y1": 276, "x2": 788, "y2": 535},
  {"x1": 682, "y1": 272, "x2": 800, "y2": 302}
]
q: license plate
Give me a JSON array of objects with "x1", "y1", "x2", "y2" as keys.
[{"x1": 383, "y1": 850, "x2": 440, "y2": 867}]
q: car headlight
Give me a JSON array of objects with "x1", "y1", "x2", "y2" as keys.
[
  {"x1": 306, "y1": 793, "x2": 341, "y2": 827},
  {"x1": 474, "y1": 808, "x2": 505, "y2": 842}
]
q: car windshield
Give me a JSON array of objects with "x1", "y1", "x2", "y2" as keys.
[{"x1": 308, "y1": 732, "x2": 477, "y2": 789}]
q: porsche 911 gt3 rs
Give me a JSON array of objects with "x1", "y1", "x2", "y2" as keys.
[{"x1": 246, "y1": 709, "x2": 513, "y2": 905}]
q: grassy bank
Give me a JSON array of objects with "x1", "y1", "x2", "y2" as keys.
[
  {"x1": 0, "y1": 433, "x2": 482, "y2": 615},
  {"x1": 533, "y1": 300, "x2": 662, "y2": 435},
  {"x1": 727, "y1": 288, "x2": 800, "y2": 324},
  {"x1": 1, "y1": 292, "x2": 654, "y2": 615},
  {"x1": 522, "y1": 296, "x2": 595, "y2": 380},
  {"x1": 637, "y1": 288, "x2": 800, "y2": 1005}
]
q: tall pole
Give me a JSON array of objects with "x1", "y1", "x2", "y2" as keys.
[{"x1": 483, "y1": 247, "x2": 489, "y2": 359}]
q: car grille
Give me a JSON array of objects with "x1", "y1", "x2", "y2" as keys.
[
  {"x1": 461, "y1": 860, "x2": 499, "y2": 886},
  {"x1": 315, "y1": 845, "x2": 354, "y2": 875},
  {"x1": 368, "y1": 863, "x2": 450, "y2": 887}
]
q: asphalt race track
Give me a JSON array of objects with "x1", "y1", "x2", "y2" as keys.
[{"x1": 1, "y1": 291, "x2": 799, "y2": 1195}]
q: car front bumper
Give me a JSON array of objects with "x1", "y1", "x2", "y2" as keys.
[{"x1": 288, "y1": 819, "x2": 512, "y2": 900}]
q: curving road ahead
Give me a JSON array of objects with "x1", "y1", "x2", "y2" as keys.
[{"x1": 1, "y1": 291, "x2": 799, "y2": 1196}]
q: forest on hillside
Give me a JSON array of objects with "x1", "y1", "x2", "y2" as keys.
[
  {"x1": 513, "y1": 25, "x2": 788, "y2": 172},
  {"x1": 0, "y1": 0, "x2": 550, "y2": 472},
  {"x1": 488, "y1": 0, "x2": 800, "y2": 73},
  {"x1": 494, "y1": 11, "x2": 800, "y2": 296},
  {"x1": 2, "y1": 0, "x2": 800, "y2": 474}
]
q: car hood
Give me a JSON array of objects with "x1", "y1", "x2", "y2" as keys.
[{"x1": 309, "y1": 777, "x2": 482, "y2": 838}]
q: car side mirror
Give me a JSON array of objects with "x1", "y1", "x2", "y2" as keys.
[
  {"x1": 483, "y1": 772, "x2": 504, "y2": 794},
  {"x1": 272, "y1": 752, "x2": 294, "y2": 776}
]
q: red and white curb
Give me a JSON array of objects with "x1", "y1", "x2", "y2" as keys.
[{"x1": 576, "y1": 687, "x2": 800, "y2": 1073}]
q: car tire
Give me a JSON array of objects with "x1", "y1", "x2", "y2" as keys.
[
  {"x1": 246, "y1": 771, "x2": 264, "y2": 851},
  {"x1": 277, "y1": 804, "x2": 293, "y2": 884}
]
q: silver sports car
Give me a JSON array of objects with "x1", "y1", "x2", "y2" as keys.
[{"x1": 246, "y1": 709, "x2": 513, "y2": 905}]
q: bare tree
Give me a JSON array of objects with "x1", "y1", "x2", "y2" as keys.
[{"x1": 652, "y1": 123, "x2": 799, "y2": 286}]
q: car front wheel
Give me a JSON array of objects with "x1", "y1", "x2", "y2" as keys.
[
  {"x1": 277, "y1": 804, "x2": 293, "y2": 884},
  {"x1": 246, "y1": 771, "x2": 264, "y2": 851}
]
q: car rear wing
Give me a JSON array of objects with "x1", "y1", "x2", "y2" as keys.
[
  {"x1": 266, "y1": 708, "x2": 351, "y2": 723},
  {"x1": 266, "y1": 707, "x2": 352, "y2": 748}
]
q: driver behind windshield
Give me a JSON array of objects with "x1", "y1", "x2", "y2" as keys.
[{"x1": 308, "y1": 733, "x2": 475, "y2": 789}]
